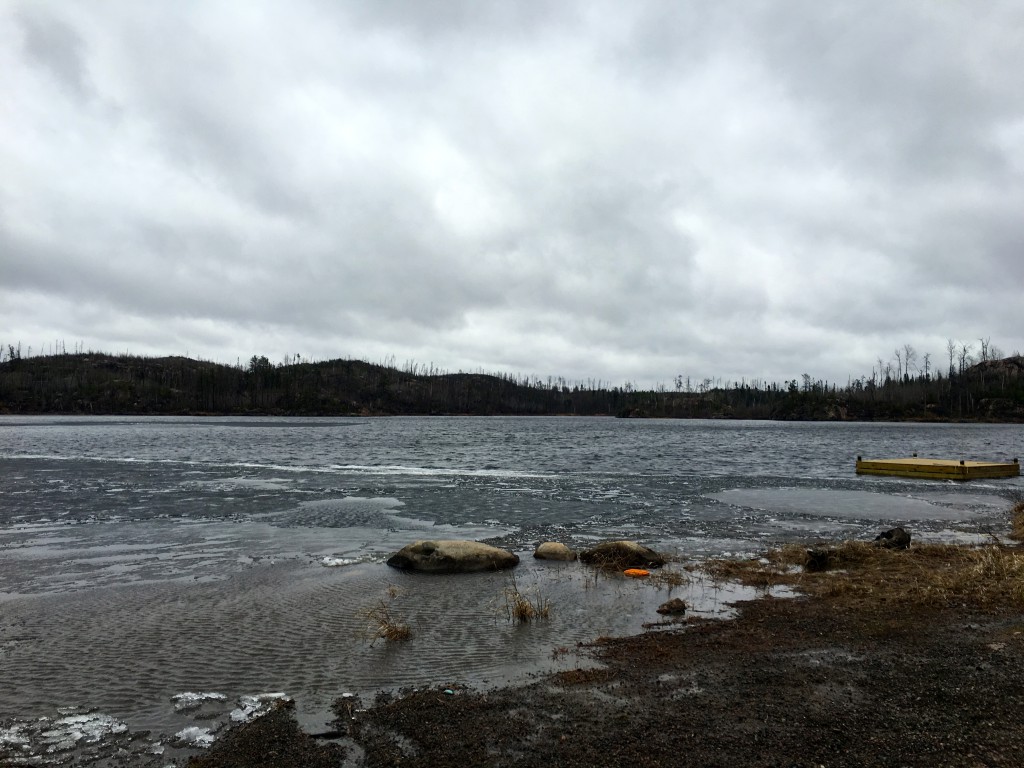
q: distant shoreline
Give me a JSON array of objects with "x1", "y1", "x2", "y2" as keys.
[
  {"x1": 2, "y1": 410, "x2": 1022, "y2": 424},
  {"x1": 2, "y1": 351, "x2": 1023, "y2": 421}
]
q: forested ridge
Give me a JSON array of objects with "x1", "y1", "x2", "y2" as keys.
[{"x1": 1, "y1": 350, "x2": 1023, "y2": 421}]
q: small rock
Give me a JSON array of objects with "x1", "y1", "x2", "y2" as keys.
[
  {"x1": 533, "y1": 542, "x2": 577, "y2": 561},
  {"x1": 656, "y1": 598, "x2": 687, "y2": 615}
]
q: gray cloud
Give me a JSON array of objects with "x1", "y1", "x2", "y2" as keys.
[{"x1": 2, "y1": 0, "x2": 1022, "y2": 387}]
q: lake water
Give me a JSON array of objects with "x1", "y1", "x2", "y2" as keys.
[{"x1": 1, "y1": 416, "x2": 1022, "y2": 761}]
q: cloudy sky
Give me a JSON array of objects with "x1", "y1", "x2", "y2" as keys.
[{"x1": 2, "y1": 1, "x2": 1022, "y2": 388}]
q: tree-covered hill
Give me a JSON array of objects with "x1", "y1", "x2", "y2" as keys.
[{"x1": 1, "y1": 351, "x2": 1022, "y2": 420}]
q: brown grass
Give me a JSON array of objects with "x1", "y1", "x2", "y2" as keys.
[
  {"x1": 1010, "y1": 499, "x2": 1024, "y2": 541},
  {"x1": 363, "y1": 598, "x2": 412, "y2": 645},
  {"x1": 503, "y1": 575, "x2": 551, "y2": 624},
  {"x1": 702, "y1": 538, "x2": 1024, "y2": 612},
  {"x1": 646, "y1": 567, "x2": 689, "y2": 589}
]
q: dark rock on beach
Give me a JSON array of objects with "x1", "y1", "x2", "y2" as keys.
[
  {"x1": 874, "y1": 526, "x2": 912, "y2": 550},
  {"x1": 805, "y1": 547, "x2": 836, "y2": 571},
  {"x1": 656, "y1": 597, "x2": 687, "y2": 615},
  {"x1": 386, "y1": 540, "x2": 520, "y2": 574},
  {"x1": 579, "y1": 540, "x2": 665, "y2": 569}
]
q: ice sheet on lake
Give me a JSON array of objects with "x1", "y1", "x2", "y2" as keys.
[{"x1": 710, "y1": 488, "x2": 988, "y2": 522}]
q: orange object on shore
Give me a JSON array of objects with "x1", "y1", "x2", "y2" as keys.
[{"x1": 623, "y1": 568, "x2": 650, "y2": 578}]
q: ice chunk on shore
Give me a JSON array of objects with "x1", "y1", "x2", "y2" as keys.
[
  {"x1": 174, "y1": 726, "x2": 216, "y2": 748},
  {"x1": 229, "y1": 692, "x2": 290, "y2": 723},
  {"x1": 43, "y1": 713, "x2": 128, "y2": 751},
  {"x1": 0, "y1": 724, "x2": 31, "y2": 748},
  {"x1": 321, "y1": 556, "x2": 356, "y2": 567},
  {"x1": 171, "y1": 691, "x2": 228, "y2": 712}
]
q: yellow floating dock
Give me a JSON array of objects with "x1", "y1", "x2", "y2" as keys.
[{"x1": 856, "y1": 456, "x2": 1020, "y2": 481}]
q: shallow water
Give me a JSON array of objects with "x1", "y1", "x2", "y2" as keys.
[{"x1": 1, "y1": 416, "x2": 1022, "y2": 759}]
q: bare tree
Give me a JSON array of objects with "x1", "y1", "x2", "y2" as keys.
[
  {"x1": 957, "y1": 342, "x2": 974, "y2": 376},
  {"x1": 978, "y1": 337, "x2": 989, "y2": 362},
  {"x1": 902, "y1": 344, "x2": 918, "y2": 380}
]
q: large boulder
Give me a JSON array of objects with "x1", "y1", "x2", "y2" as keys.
[
  {"x1": 533, "y1": 542, "x2": 577, "y2": 561},
  {"x1": 386, "y1": 540, "x2": 520, "y2": 574},
  {"x1": 579, "y1": 540, "x2": 665, "y2": 569}
]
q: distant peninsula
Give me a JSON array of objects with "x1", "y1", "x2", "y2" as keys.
[{"x1": 1, "y1": 351, "x2": 1023, "y2": 421}]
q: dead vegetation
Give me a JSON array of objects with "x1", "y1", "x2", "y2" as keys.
[
  {"x1": 703, "y1": 538, "x2": 1024, "y2": 612},
  {"x1": 1010, "y1": 499, "x2": 1024, "y2": 541},
  {"x1": 362, "y1": 591, "x2": 412, "y2": 645},
  {"x1": 503, "y1": 574, "x2": 551, "y2": 624},
  {"x1": 646, "y1": 567, "x2": 689, "y2": 589}
]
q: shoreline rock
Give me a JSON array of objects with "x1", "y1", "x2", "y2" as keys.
[
  {"x1": 579, "y1": 540, "x2": 666, "y2": 569},
  {"x1": 386, "y1": 540, "x2": 520, "y2": 574},
  {"x1": 533, "y1": 542, "x2": 577, "y2": 561},
  {"x1": 874, "y1": 526, "x2": 911, "y2": 550}
]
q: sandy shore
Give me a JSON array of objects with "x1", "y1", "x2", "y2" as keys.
[{"x1": 192, "y1": 535, "x2": 1024, "y2": 767}]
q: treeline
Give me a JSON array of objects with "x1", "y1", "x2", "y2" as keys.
[
  {"x1": 0, "y1": 349, "x2": 1022, "y2": 421},
  {"x1": 0, "y1": 353, "x2": 622, "y2": 416}
]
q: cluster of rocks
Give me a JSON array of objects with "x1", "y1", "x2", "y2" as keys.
[
  {"x1": 384, "y1": 538, "x2": 686, "y2": 619},
  {"x1": 386, "y1": 526, "x2": 914, "y2": 577},
  {"x1": 385, "y1": 538, "x2": 667, "y2": 574}
]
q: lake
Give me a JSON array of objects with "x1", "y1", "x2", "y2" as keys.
[{"x1": 1, "y1": 416, "x2": 1021, "y2": 759}]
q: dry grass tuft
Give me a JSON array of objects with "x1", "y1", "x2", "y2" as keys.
[
  {"x1": 503, "y1": 574, "x2": 551, "y2": 624},
  {"x1": 704, "y1": 555, "x2": 787, "y2": 590},
  {"x1": 1010, "y1": 500, "x2": 1024, "y2": 542},
  {"x1": 646, "y1": 567, "x2": 689, "y2": 589},
  {"x1": 363, "y1": 598, "x2": 412, "y2": 645}
]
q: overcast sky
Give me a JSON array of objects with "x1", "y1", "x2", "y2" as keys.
[{"x1": 2, "y1": 1, "x2": 1022, "y2": 388}]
